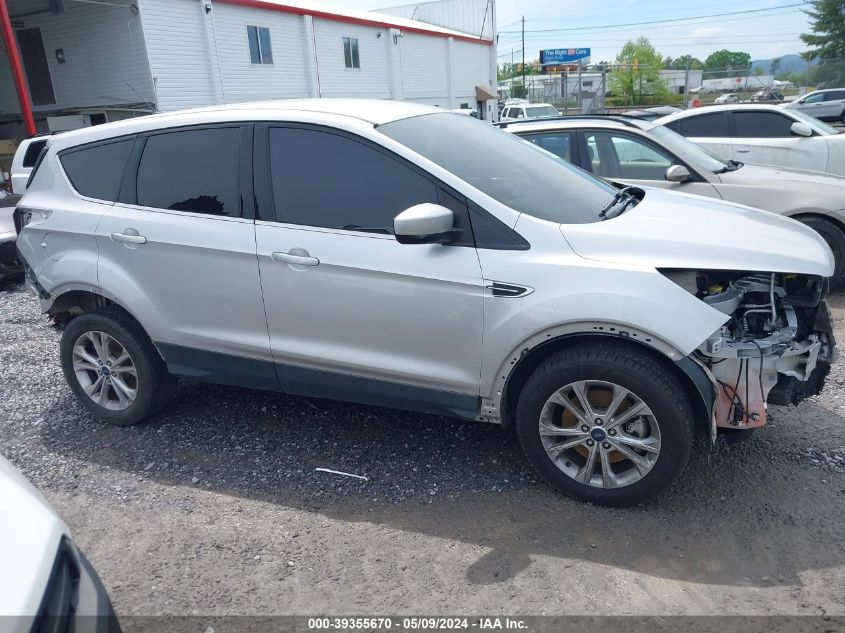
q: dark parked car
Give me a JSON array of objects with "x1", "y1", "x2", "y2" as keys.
[
  {"x1": 751, "y1": 90, "x2": 784, "y2": 103},
  {"x1": 622, "y1": 106, "x2": 682, "y2": 121},
  {"x1": 0, "y1": 194, "x2": 22, "y2": 283}
]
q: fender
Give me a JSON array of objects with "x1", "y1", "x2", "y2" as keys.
[{"x1": 480, "y1": 320, "x2": 690, "y2": 424}]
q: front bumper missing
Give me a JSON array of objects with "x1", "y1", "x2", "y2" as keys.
[{"x1": 697, "y1": 300, "x2": 835, "y2": 433}]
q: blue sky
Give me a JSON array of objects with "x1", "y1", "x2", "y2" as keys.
[{"x1": 330, "y1": 0, "x2": 813, "y2": 65}]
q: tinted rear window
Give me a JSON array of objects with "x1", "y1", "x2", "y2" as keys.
[
  {"x1": 825, "y1": 91, "x2": 845, "y2": 101},
  {"x1": 23, "y1": 139, "x2": 48, "y2": 167},
  {"x1": 60, "y1": 139, "x2": 134, "y2": 202},
  {"x1": 679, "y1": 112, "x2": 729, "y2": 137},
  {"x1": 136, "y1": 128, "x2": 240, "y2": 217},
  {"x1": 732, "y1": 111, "x2": 794, "y2": 137}
]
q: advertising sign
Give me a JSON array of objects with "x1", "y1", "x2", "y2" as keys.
[{"x1": 539, "y1": 48, "x2": 591, "y2": 66}]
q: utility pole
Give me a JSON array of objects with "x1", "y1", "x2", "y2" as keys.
[
  {"x1": 521, "y1": 15, "x2": 525, "y2": 98},
  {"x1": 684, "y1": 62, "x2": 690, "y2": 108},
  {"x1": 577, "y1": 60, "x2": 583, "y2": 111}
]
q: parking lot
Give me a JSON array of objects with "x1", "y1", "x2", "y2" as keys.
[{"x1": 1, "y1": 280, "x2": 844, "y2": 616}]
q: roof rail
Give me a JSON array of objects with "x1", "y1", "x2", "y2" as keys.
[{"x1": 495, "y1": 114, "x2": 644, "y2": 129}]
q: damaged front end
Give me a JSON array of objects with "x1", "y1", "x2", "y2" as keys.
[{"x1": 664, "y1": 270, "x2": 836, "y2": 435}]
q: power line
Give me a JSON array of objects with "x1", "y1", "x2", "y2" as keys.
[
  {"x1": 497, "y1": 2, "x2": 807, "y2": 35},
  {"x1": 508, "y1": 0, "x2": 800, "y2": 24}
]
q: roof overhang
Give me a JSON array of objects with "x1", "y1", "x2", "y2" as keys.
[
  {"x1": 475, "y1": 85, "x2": 498, "y2": 101},
  {"x1": 217, "y1": 0, "x2": 493, "y2": 45}
]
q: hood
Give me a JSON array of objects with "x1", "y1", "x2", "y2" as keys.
[
  {"x1": 716, "y1": 163, "x2": 845, "y2": 212},
  {"x1": 560, "y1": 188, "x2": 835, "y2": 277},
  {"x1": 0, "y1": 455, "x2": 67, "y2": 618},
  {"x1": 719, "y1": 162, "x2": 845, "y2": 191}
]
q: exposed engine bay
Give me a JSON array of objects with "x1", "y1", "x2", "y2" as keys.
[{"x1": 666, "y1": 270, "x2": 836, "y2": 431}]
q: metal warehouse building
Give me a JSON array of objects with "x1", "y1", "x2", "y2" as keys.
[{"x1": 0, "y1": 0, "x2": 497, "y2": 138}]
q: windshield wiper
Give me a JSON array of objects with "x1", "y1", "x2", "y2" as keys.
[{"x1": 598, "y1": 186, "x2": 639, "y2": 220}]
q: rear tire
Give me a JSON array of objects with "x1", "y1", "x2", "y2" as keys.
[
  {"x1": 60, "y1": 307, "x2": 176, "y2": 426},
  {"x1": 797, "y1": 216, "x2": 845, "y2": 286},
  {"x1": 515, "y1": 342, "x2": 694, "y2": 506}
]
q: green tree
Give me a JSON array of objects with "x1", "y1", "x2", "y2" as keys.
[
  {"x1": 497, "y1": 62, "x2": 541, "y2": 82},
  {"x1": 704, "y1": 49, "x2": 752, "y2": 77},
  {"x1": 801, "y1": 0, "x2": 845, "y2": 87},
  {"x1": 511, "y1": 82, "x2": 527, "y2": 99},
  {"x1": 671, "y1": 54, "x2": 704, "y2": 70},
  {"x1": 609, "y1": 37, "x2": 670, "y2": 105}
]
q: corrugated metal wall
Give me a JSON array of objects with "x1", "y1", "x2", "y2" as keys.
[
  {"x1": 452, "y1": 39, "x2": 492, "y2": 104},
  {"x1": 312, "y1": 19, "x2": 393, "y2": 99},
  {"x1": 0, "y1": 0, "x2": 494, "y2": 119},
  {"x1": 378, "y1": 0, "x2": 493, "y2": 41},
  {"x1": 138, "y1": 0, "x2": 215, "y2": 111},
  {"x1": 208, "y1": 3, "x2": 311, "y2": 103},
  {"x1": 397, "y1": 33, "x2": 450, "y2": 104},
  {"x1": 0, "y1": 0, "x2": 154, "y2": 114}
]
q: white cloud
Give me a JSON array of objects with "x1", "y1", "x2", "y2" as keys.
[{"x1": 689, "y1": 27, "x2": 731, "y2": 44}]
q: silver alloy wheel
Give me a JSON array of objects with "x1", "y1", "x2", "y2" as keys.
[
  {"x1": 72, "y1": 331, "x2": 138, "y2": 411},
  {"x1": 539, "y1": 380, "x2": 661, "y2": 489}
]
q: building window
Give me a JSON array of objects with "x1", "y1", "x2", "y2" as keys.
[
  {"x1": 342, "y1": 36, "x2": 360, "y2": 69},
  {"x1": 247, "y1": 26, "x2": 273, "y2": 64}
]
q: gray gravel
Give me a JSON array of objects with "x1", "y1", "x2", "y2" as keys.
[{"x1": 2, "y1": 280, "x2": 845, "y2": 617}]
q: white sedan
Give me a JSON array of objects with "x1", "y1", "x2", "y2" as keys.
[
  {"x1": 0, "y1": 455, "x2": 119, "y2": 632},
  {"x1": 654, "y1": 104, "x2": 845, "y2": 177}
]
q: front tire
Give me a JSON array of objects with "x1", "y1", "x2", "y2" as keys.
[
  {"x1": 797, "y1": 216, "x2": 845, "y2": 285},
  {"x1": 60, "y1": 307, "x2": 175, "y2": 426},
  {"x1": 515, "y1": 342, "x2": 694, "y2": 506}
]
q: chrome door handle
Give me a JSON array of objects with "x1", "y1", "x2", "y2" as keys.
[
  {"x1": 735, "y1": 149, "x2": 751, "y2": 154},
  {"x1": 271, "y1": 251, "x2": 319, "y2": 267},
  {"x1": 111, "y1": 232, "x2": 147, "y2": 244}
]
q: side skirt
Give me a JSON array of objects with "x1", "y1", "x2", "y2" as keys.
[{"x1": 155, "y1": 343, "x2": 480, "y2": 421}]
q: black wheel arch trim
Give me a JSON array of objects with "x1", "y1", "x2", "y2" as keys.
[{"x1": 498, "y1": 331, "x2": 714, "y2": 435}]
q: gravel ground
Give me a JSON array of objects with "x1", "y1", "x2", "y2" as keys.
[{"x1": 1, "y1": 281, "x2": 845, "y2": 618}]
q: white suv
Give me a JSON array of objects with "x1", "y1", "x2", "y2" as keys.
[
  {"x1": 784, "y1": 88, "x2": 845, "y2": 123},
  {"x1": 15, "y1": 100, "x2": 837, "y2": 505},
  {"x1": 500, "y1": 103, "x2": 559, "y2": 121},
  {"x1": 10, "y1": 136, "x2": 50, "y2": 195}
]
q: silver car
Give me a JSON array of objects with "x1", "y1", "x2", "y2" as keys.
[
  {"x1": 14, "y1": 100, "x2": 837, "y2": 506},
  {"x1": 501, "y1": 115, "x2": 845, "y2": 284},
  {"x1": 784, "y1": 88, "x2": 845, "y2": 123}
]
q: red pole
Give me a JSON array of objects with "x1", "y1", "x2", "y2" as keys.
[{"x1": 0, "y1": 0, "x2": 36, "y2": 137}]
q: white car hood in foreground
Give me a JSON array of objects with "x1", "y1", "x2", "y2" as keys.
[
  {"x1": 0, "y1": 455, "x2": 67, "y2": 618},
  {"x1": 560, "y1": 188, "x2": 835, "y2": 277}
]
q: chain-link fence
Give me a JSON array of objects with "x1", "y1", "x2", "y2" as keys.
[{"x1": 498, "y1": 57, "x2": 845, "y2": 113}]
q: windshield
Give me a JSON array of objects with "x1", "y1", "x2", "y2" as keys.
[
  {"x1": 789, "y1": 108, "x2": 839, "y2": 135},
  {"x1": 648, "y1": 125, "x2": 730, "y2": 173},
  {"x1": 378, "y1": 113, "x2": 618, "y2": 224},
  {"x1": 525, "y1": 105, "x2": 559, "y2": 118}
]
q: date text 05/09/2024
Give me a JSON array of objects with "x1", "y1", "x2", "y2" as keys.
[{"x1": 307, "y1": 617, "x2": 529, "y2": 630}]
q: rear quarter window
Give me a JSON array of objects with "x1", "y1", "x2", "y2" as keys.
[
  {"x1": 679, "y1": 112, "x2": 729, "y2": 137},
  {"x1": 59, "y1": 139, "x2": 134, "y2": 202}
]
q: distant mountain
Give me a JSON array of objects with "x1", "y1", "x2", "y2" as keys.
[{"x1": 750, "y1": 54, "x2": 817, "y2": 75}]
